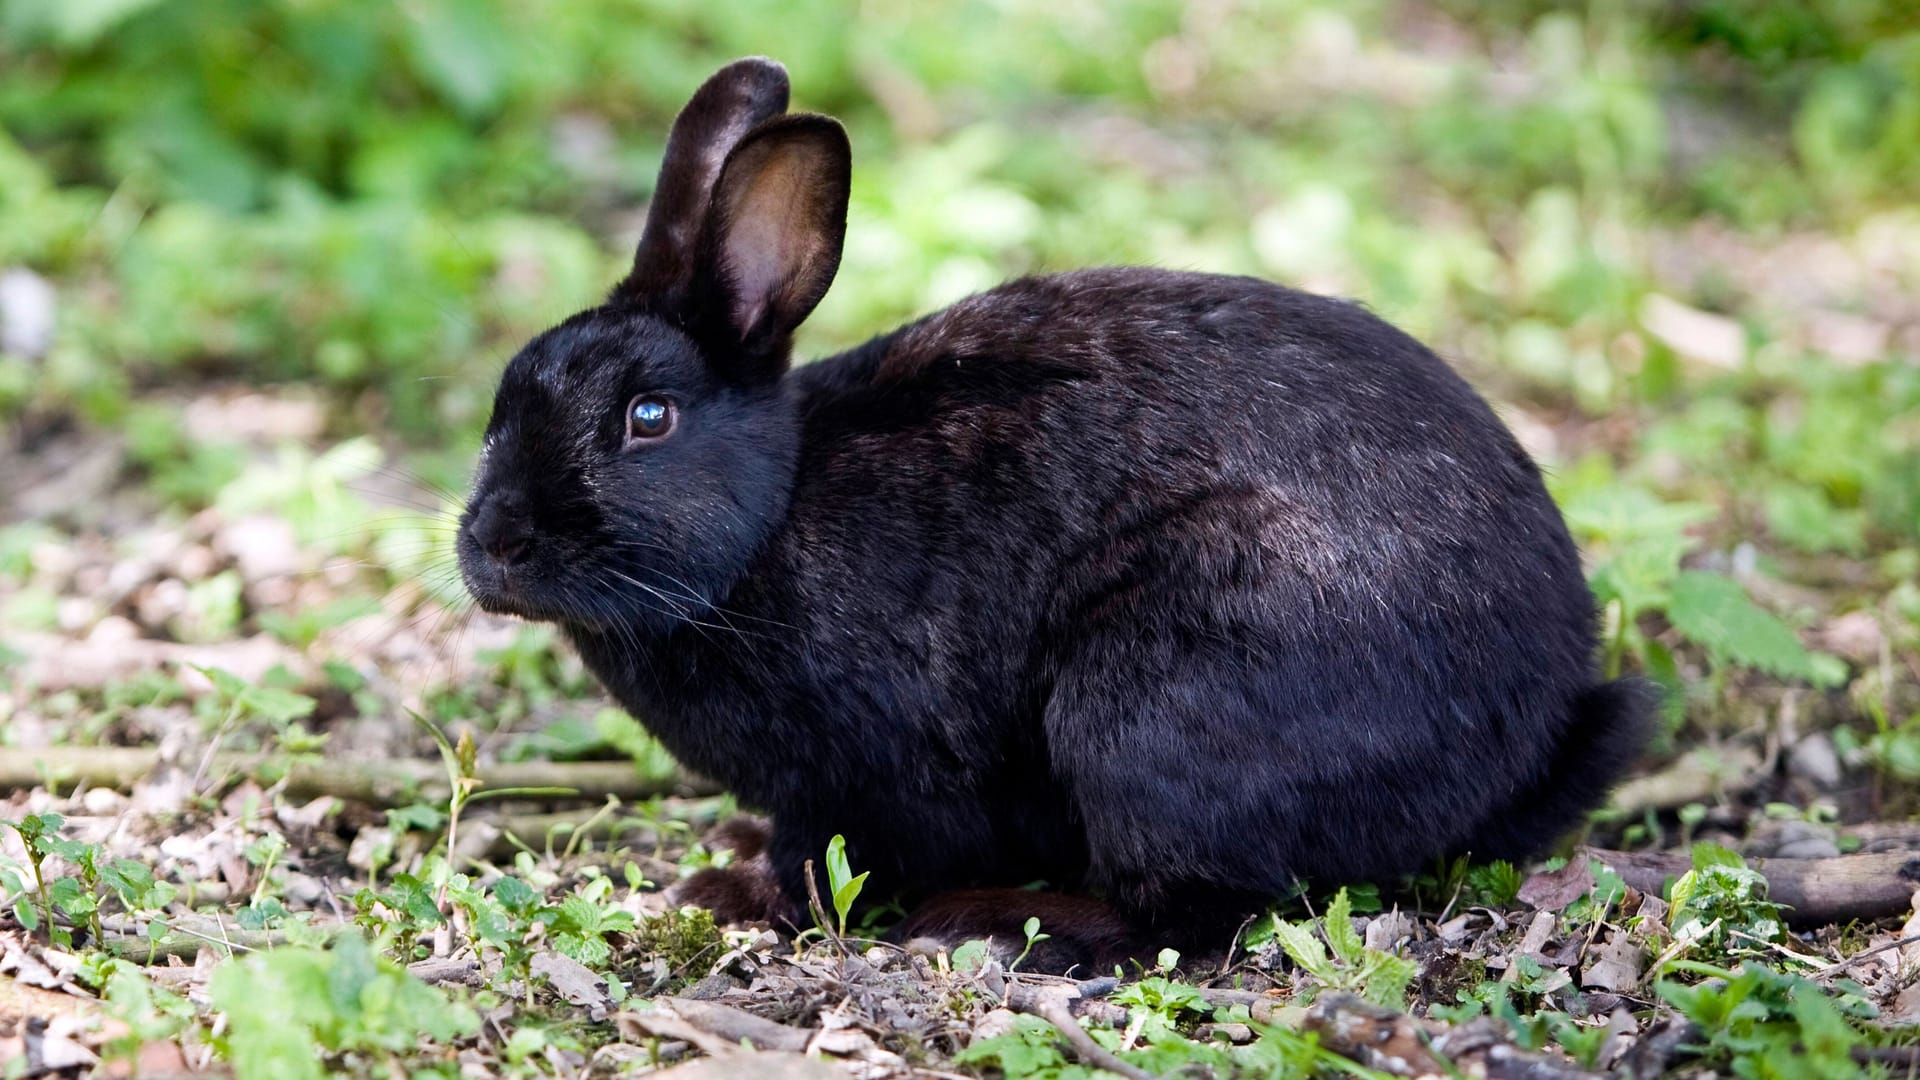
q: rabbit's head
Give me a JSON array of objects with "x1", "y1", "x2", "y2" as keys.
[{"x1": 457, "y1": 58, "x2": 848, "y2": 631}]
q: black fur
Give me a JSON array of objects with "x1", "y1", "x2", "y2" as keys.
[{"x1": 458, "y1": 58, "x2": 1652, "y2": 966}]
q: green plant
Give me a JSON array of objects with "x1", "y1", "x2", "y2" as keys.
[
  {"x1": 1268, "y1": 887, "x2": 1416, "y2": 1008},
  {"x1": 953, "y1": 1014, "x2": 1091, "y2": 1078},
  {"x1": 1415, "y1": 857, "x2": 1529, "y2": 909},
  {"x1": 1558, "y1": 464, "x2": 1847, "y2": 703},
  {"x1": 194, "y1": 665, "x2": 323, "y2": 763},
  {"x1": 823, "y1": 833, "x2": 869, "y2": 939},
  {"x1": 90, "y1": 960, "x2": 197, "y2": 1068},
  {"x1": 1113, "y1": 976, "x2": 1211, "y2": 1042},
  {"x1": 542, "y1": 876, "x2": 637, "y2": 967},
  {"x1": 1009, "y1": 916, "x2": 1051, "y2": 972},
  {"x1": 631, "y1": 906, "x2": 723, "y2": 974},
  {"x1": 1658, "y1": 961, "x2": 1873, "y2": 1079},
  {"x1": 1665, "y1": 572, "x2": 1844, "y2": 687},
  {"x1": 0, "y1": 813, "x2": 173, "y2": 949},
  {"x1": 209, "y1": 934, "x2": 479, "y2": 1080},
  {"x1": 1665, "y1": 844, "x2": 1785, "y2": 965}
]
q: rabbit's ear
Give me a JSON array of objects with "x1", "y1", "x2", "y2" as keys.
[
  {"x1": 621, "y1": 58, "x2": 790, "y2": 307},
  {"x1": 691, "y1": 114, "x2": 850, "y2": 380}
]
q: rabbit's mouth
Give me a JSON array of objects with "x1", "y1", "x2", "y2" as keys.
[
  {"x1": 459, "y1": 547, "x2": 624, "y2": 630},
  {"x1": 456, "y1": 529, "x2": 562, "y2": 623},
  {"x1": 461, "y1": 563, "x2": 549, "y2": 622}
]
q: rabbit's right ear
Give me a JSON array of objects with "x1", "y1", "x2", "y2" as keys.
[{"x1": 620, "y1": 58, "x2": 791, "y2": 309}]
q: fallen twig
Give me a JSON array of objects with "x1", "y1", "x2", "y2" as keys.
[
  {"x1": 1854, "y1": 1046, "x2": 1920, "y2": 1070},
  {"x1": 92, "y1": 914, "x2": 349, "y2": 962},
  {"x1": 0, "y1": 745, "x2": 716, "y2": 805},
  {"x1": 480, "y1": 801, "x2": 723, "y2": 858},
  {"x1": 1006, "y1": 985, "x2": 1155, "y2": 1080},
  {"x1": 1196, "y1": 986, "x2": 1283, "y2": 1024},
  {"x1": 1606, "y1": 743, "x2": 1765, "y2": 819},
  {"x1": 1813, "y1": 931, "x2": 1920, "y2": 976},
  {"x1": 1585, "y1": 847, "x2": 1920, "y2": 925}
]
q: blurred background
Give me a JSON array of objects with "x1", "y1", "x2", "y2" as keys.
[{"x1": 2, "y1": 1, "x2": 1918, "y2": 792}]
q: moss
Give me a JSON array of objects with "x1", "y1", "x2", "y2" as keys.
[{"x1": 631, "y1": 906, "x2": 723, "y2": 973}]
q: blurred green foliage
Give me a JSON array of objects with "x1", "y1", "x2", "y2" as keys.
[{"x1": 3, "y1": 0, "x2": 1918, "y2": 707}]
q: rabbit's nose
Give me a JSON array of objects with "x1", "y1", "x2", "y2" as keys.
[{"x1": 471, "y1": 499, "x2": 533, "y2": 567}]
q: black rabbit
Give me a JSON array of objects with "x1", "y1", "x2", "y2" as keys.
[{"x1": 457, "y1": 57, "x2": 1650, "y2": 969}]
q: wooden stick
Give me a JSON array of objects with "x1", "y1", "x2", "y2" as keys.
[
  {"x1": 92, "y1": 914, "x2": 348, "y2": 961},
  {"x1": 1605, "y1": 743, "x2": 1765, "y2": 818},
  {"x1": 0, "y1": 745, "x2": 717, "y2": 805},
  {"x1": 1812, "y1": 931, "x2": 1920, "y2": 976},
  {"x1": 477, "y1": 801, "x2": 723, "y2": 858},
  {"x1": 1854, "y1": 1046, "x2": 1920, "y2": 1070},
  {"x1": 1006, "y1": 986, "x2": 1156, "y2": 1080},
  {"x1": 1585, "y1": 847, "x2": 1920, "y2": 925}
]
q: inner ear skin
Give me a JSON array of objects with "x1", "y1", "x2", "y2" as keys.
[
  {"x1": 689, "y1": 116, "x2": 851, "y2": 381},
  {"x1": 717, "y1": 149, "x2": 836, "y2": 336}
]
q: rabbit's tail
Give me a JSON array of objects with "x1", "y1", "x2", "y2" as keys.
[{"x1": 1465, "y1": 678, "x2": 1659, "y2": 862}]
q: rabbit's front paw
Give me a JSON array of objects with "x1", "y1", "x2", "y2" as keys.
[
  {"x1": 668, "y1": 852, "x2": 797, "y2": 928},
  {"x1": 892, "y1": 890, "x2": 1140, "y2": 975}
]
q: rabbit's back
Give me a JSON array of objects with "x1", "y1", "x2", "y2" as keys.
[{"x1": 788, "y1": 267, "x2": 1591, "y2": 672}]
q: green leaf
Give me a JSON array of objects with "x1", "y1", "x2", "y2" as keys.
[
  {"x1": 556, "y1": 894, "x2": 602, "y2": 935},
  {"x1": 953, "y1": 1015, "x2": 1074, "y2": 1074},
  {"x1": 238, "y1": 686, "x2": 317, "y2": 724},
  {"x1": 832, "y1": 875, "x2": 869, "y2": 916},
  {"x1": 1691, "y1": 842, "x2": 1747, "y2": 871},
  {"x1": 1269, "y1": 915, "x2": 1334, "y2": 984},
  {"x1": 825, "y1": 834, "x2": 852, "y2": 893},
  {"x1": 193, "y1": 665, "x2": 250, "y2": 702},
  {"x1": 1322, "y1": 888, "x2": 1363, "y2": 965},
  {"x1": 950, "y1": 939, "x2": 991, "y2": 972},
  {"x1": 1356, "y1": 950, "x2": 1417, "y2": 1008},
  {"x1": 552, "y1": 931, "x2": 611, "y2": 967},
  {"x1": 492, "y1": 875, "x2": 537, "y2": 914},
  {"x1": 387, "y1": 874, "x2": 445, "y2": 927},
  {"x1": 824, "y1": 834, "x2": 868, "y2": 934},
  {"x1": 1667, "y1": 572, "x2": 1836, "y2": 684},
  {"x1": 1561, "y1": 487, "x2": 1715, "y2": 545}
]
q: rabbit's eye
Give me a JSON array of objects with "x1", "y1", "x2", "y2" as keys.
[{"x1": 626, "y1": 395, "x2": 676, "y2": 443}]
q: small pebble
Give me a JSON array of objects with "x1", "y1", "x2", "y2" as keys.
[
  {"x1": 56, "y1": 597, "x2": 99, "y2": 634},
  {"x1": 219, "y1": 515, "x2": 301, "y2": 581},
  {"x1": 1788, "y1": 733, "x2": 1843, "y2": 789},
  {"x1": 171, "y1": 544, "x2": 219, "y2": 582},
  {"x1": 29, "y1": 540, "x2": 80, "y2": 582},
  {"x1": 81, "y1": 787, "x2": 125, "y2": 815},
  {"x1": 136, "y1": 579, "x2": 189, "y2": 631},
  {"x1": 87, "y1": 615, "x2": 141, "y2": 644},
  {"x1": 0, "y1": 267, "x2": 56, "y2": 357}
]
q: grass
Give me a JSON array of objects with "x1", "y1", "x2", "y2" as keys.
[{"x1": 2, "y1": 0, "x2": 1920, "y2": 1076}]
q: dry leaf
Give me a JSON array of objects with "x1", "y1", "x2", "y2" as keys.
[
  {"x1": 1582, "y1": 930, "x2": 1647, "y2": 993},
  {"x1": 1519, "y1": 860, "x2": 1595, "y2": 912},
  {"x1": 532, "y1": 951, "x2": 613, "y2": 1020}
]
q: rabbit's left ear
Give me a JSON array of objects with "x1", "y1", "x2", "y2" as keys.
[
  {"x1": 621, "y1": 58, "x2": 791, "y2": 310},
  {"x1": 688, "y1": 114, "x2": 850, "y2": 382}
]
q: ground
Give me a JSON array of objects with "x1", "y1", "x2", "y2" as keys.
[{"x1": 4, "y1": 1, "x2": 1920, "y2": 1077}]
